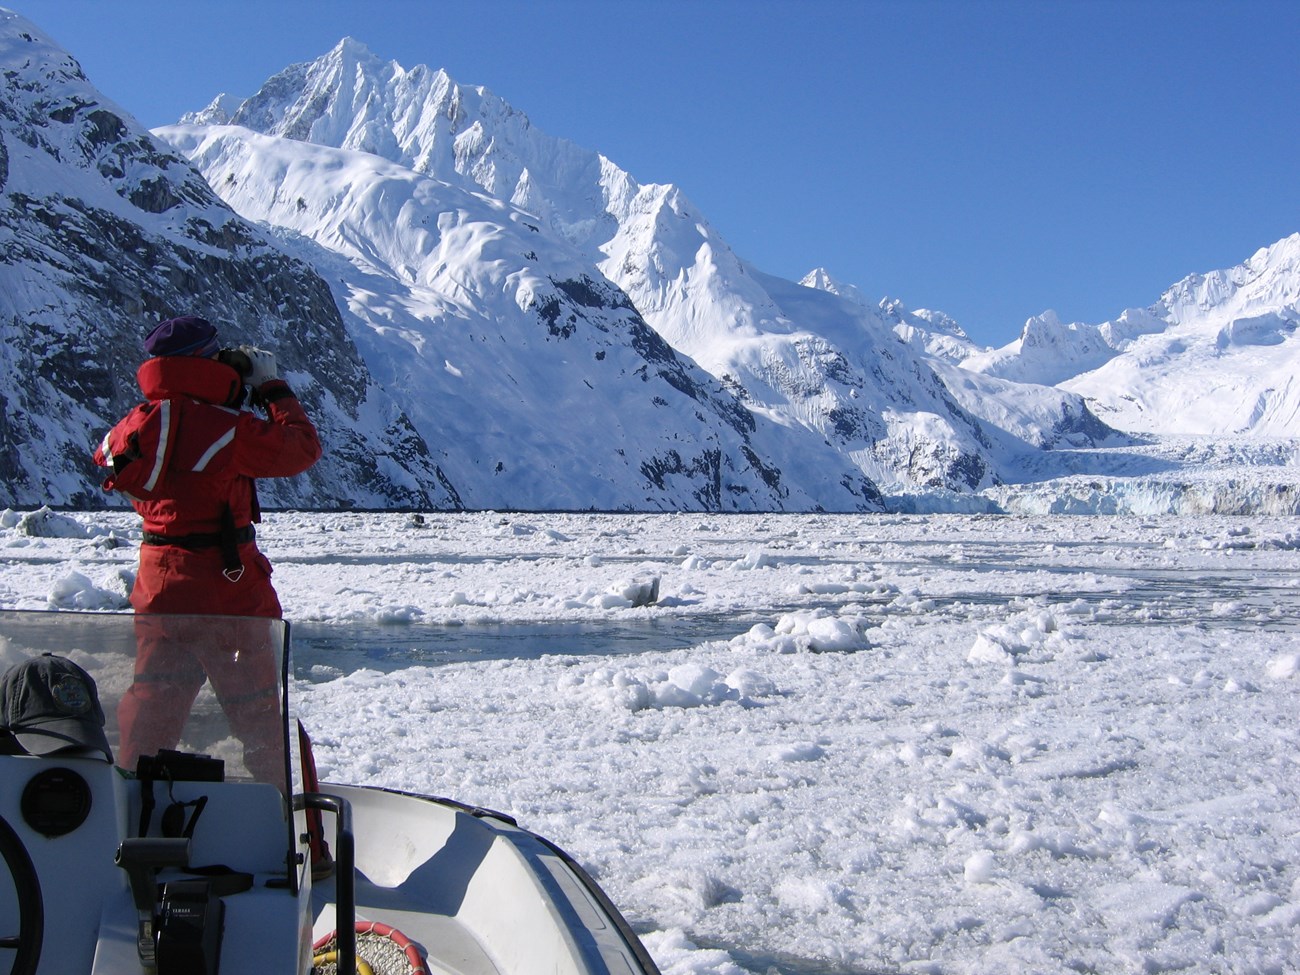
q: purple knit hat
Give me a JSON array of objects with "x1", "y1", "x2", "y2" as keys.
[{"x1": 144, "y1": 316, "x2": 220, "y2": 357}]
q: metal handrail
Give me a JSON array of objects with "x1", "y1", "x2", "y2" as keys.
[{"x1": 294, "y1": 792, "x2": 355, "y2": 975}]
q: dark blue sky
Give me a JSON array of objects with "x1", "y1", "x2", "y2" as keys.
[{"x1": 18, "y1": 0, "x2": 1300, "y2": 346}]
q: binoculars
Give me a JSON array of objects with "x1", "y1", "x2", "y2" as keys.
[{"x1": 216, "y1": 347, "x2": 253, "y2": 378}]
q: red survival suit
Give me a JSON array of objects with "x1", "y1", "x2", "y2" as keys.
[{"x1": 94, "y1": 355, "x2": 321, "y2": 775}]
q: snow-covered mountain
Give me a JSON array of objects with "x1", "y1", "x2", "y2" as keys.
[
  {"x1": 961, "y1": 235, "x2": 1300, "y2": 437},
  {"x1": 155, "y1": 123, "x2": 883, "y2": 511},
  {"x1": 803, "y1": 270, "x2": 1121, "y2": 453},
  {"x1": 0, "y1": 13, "x2": 888, "y2": 512},
  {"x1": 167, "y1": 37, "x2": 1119, "y2": 496},
  {"x1": 4, "y1": 10, "x2": 1295, "y2": 514},
  {"x1": 875, "y1": 295, "x2": 980, "y2": 364},
  {"x1": 0, "y1": 12, "x2": 458, "y2": 509}
]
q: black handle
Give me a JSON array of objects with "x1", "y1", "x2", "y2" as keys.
[{"x1": 294, "y1": 792, "x2": 355, "y2": 975}]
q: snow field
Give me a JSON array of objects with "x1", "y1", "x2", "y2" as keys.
[{"x1": 1, "y1": 508, "x2": 1298, "y2": 974}]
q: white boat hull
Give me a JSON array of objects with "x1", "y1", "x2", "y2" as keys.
[{"x1": 311, "y1": 784, "x2": 657, "y2": 975}]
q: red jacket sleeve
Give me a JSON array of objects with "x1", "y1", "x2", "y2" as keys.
[{"x1": 231, "y1": 381, "x2": 323, "y2": 478}]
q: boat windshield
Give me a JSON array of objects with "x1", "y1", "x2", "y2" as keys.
[{"x1": 0, "y1": 610, "x2": 293, "y2": 792}]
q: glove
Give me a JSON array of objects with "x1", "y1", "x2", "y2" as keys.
[{"x1": 239, "y1": 346, "x2": 278, "y2": 387}]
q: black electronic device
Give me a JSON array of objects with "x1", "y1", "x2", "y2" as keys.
[
  {"x1": 156, "y1": 879, "x2": 223, "y2": 974},
  {"x1": 137, "y1": 749, "x2": 225, "y2": 783}
]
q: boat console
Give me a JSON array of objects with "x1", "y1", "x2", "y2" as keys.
[{"x1": 0, "y1": 610, "x2": 314, "y2": 975}]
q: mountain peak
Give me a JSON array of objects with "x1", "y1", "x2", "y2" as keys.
[
  {"x1": 331, "y1": 35, "x2": 375, "y2": 60},
  {"x1": 1153, "y1": 232, "x2": 1300, "y2": 327},
  {"x1": 1021, "y1": 309, "x2": 1063, "y2": 337},
  {"x1": 179, "y1": 92, "x2": 240, "y2": 126},
  {"x1": 801, "y1": 268, "x2": 869, "y2": 307}
]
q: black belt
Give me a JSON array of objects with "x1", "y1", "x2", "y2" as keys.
[{"x1": 142, "y1": 524, "x2": 256, "y2": 550}]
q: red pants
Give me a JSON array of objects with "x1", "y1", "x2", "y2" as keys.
[
  {"x1": 129, "y1": 542, "x2": 281, "y2": 617},
  {"x1": 120, "y1": 543, "x2": 285, "y2": 782}
]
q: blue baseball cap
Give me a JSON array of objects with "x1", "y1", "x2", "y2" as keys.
[{"x1": 0, "y1": 653, "x2": 112, "y2": 762}]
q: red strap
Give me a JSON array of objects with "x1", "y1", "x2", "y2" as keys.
[{"x1": 297, "y1": 720, "x2": 332, "y2": 867}]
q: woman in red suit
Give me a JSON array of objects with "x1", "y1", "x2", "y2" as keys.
[{"x1": 96, "y1": 315, "x2": 321, "y2": 779}]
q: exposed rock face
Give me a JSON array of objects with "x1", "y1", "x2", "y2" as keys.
[{"x1": 0, "y1": 14, "x2": 457, "y2": 509}]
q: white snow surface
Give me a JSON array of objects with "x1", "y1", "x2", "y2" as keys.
[{"x1": 2, "y1": 507, "x2": 1298, "y2": 974}]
